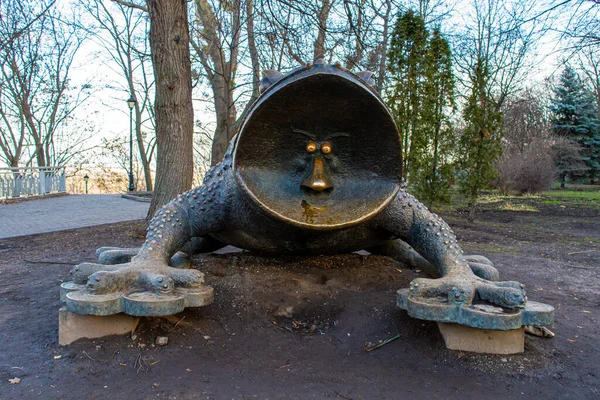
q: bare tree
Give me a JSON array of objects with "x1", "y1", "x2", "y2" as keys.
[
  {"x1": 560, "y1": 0, "x2": 600, "y2": 50},
  {"x1": 496, "y1": 89, "x2": 556, "y2": 194},
  {"x1": 576, "y1": 48, "x2": 600, "y2": 110},
  {"x1": 0, "y1": 0, "x2": 56, "y2": 52},
  {"x1": 0, "y1": 0, "x2": 91, "y2": 168},
  {"x1": 83, "y1": 0, "x2": 156, "y2": 190},
  {"x1": 191, "y1": 0, "x2": 245, "y2": 165}
]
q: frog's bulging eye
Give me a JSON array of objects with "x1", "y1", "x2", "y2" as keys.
[
  {"x1": 321, "y1": 142, "x2": 332, "y2": 154},
  {"x1": 306, "y1": 142, "x2": 317, "y2": 153}
]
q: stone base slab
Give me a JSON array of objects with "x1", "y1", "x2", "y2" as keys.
[
  {"x1": 437, "y1": 322, "x2": 524, "y2": 354},
  {"x1": 58, "y1": 307, "x2": 139, "y2": 346}
]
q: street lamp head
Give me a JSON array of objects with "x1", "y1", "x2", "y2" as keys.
[
  {"x1": 83, "y1": 174, "x2": 89, "y2": 183},
  {"x1": 127, "y1": 95, "x2": 136, "y2": 110}
]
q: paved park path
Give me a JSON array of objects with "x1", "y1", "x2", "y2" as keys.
[{"x1": 0, "y1": 194, "x2": 149, "y2": 239}]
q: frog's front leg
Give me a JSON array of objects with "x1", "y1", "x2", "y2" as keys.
[
  {"x1": 66, "y1": 177, "x2": 228, "y2": 316},
  {"x1": 377, "y1": 191, "x2": 526, "y2": 310}
]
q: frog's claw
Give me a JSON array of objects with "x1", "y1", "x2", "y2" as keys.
[{"x1": 61, "y1": 261, "x2": 213, "y2": 316}]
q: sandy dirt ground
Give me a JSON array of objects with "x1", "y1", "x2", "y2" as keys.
[{"x1": 0, "y1": 201, "x2": 598, "y2": 399}]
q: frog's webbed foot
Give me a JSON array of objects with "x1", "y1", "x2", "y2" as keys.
[
  {"x1": 62, "y1": 261, "x2": 213, "y2": 316},
  {"x1": 395, "y1": 274, "x2": 556, "y2": 330},
  {"x1": 409, "y1": 275, "x2": 526, "y2": 309}
]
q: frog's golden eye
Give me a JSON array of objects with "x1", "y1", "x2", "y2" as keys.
[
  {"x1": 306, "y1": 142, "x2": 317, "y2": 153},
  {"x1": 321, "y1": 142, "x2": 332, "y2": 154}
]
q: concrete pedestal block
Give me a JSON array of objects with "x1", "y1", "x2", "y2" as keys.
[
  {"x1": 58, "y1": 307, "x2": 139, "y2": 346},
  {"x1": 437, "y1": 322, "x2": 524, "y2": 354}
]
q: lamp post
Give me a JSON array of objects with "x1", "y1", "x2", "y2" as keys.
[
  {"x1": 126, "y1": 95, "x2": 136, "y2": 192},
  {"x1": 83, "y1": 174, "x2": 89, "y2": 194}
]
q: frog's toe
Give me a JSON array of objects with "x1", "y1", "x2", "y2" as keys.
[
  {"x1": 97, "y1": 248, "x2": 140, "y2": 265},
  {"x1": 492, "y1": 280, "x2": 525, "y2": 290},
  {"x1": 477, "y1": 283, "x2": 527, "y2": 309},
  {"x1": 167, "y1": 268, "x2": 205, "y2": 288},
  {"x1": 168, "y1": 251, "x2": 192, "y2": 269},
  {"x1": 410, "y1": 277, "x2": 476, "y2": 305},
  {"x1": 409, "y1": 277, "x2": 440, "y2": 296},
  {"x1": 72, "y1": 262, "x2": 121, "y2": 284},
  {"x1": 468, "y1": 262, "x2": 499, "y2": 281},
  {"x1": 140, "y1": 273, "x2": 175, "y2": 294},
  {"x1": 409, "y1": 276, "x2": 476, "y2": 305},
  {"x1": 86, "y1": 270, "x2": 132, "y2": 294},
  {"x1": 463, "y1": 255, "x2": 493, "y2": 266},
  {"x1": 449, "y1": 283, "x2": 477, "y2": 304}
]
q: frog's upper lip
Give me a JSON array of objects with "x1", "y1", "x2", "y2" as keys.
[
  {"x1": 301, "y1": 188, "x2": 332, "y2": 206},
  {"x1": 302, "y1": 197, "x2": 330, "y2": 208}
]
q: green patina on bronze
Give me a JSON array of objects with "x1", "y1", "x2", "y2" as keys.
[{"x1": 61, "y1": 62, "x2": 553, "y2": 331}]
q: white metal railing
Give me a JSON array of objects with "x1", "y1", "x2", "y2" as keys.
[{"x1": 0, "y1": 166, "x2": 66, "y2": 199}]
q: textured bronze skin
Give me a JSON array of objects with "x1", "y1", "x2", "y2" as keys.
[{"x1": 63, "y1": 63, "x2": 553, "y2": 330}]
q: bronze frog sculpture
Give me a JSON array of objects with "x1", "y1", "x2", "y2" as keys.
[{"x1": 62, "y1": 62, "x2": 553, "y2": 330}]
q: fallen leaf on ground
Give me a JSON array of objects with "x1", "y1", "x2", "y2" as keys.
[
  {"x1": 54, "y1": 355, "x2": 62, "y2": 359},
  {"x1": 567, "y1": 339, "x2": 577, "y2": 343},
  {"x1": 9, "y1": 377, "x2": 21, "y2": 384}
]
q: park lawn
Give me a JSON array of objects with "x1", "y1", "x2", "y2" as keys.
[{"x1": 432, "y1": 185, "x2": 600, "y2": 214}]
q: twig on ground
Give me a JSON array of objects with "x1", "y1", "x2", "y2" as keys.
[
  {"x1": 567, "y1": 250, "x2": 598, "y2": 256},
  {"x1": 82, "y1": 351, "x2": 105, "y2": 365},
  {"x1": 364, "y1": 334, "x2": 400, "y2": 352},
  {"x1": 334, "y1": 391, "x2": 353, "y2": 400},
  {"x1": 25, "y1": 260, "x2": 80, "y2": 265},
  {"x1": 561, "y1": 264, "x2": 593, "y2": 270},
  {"x1": 168, "y1": 316, "x2": 186, "y2": 332},
  {"x1": 135, "y1": 354, "x2": 150, "y2": 373}
]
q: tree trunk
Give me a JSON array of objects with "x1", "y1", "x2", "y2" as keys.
[
  {"x1": 313, "y1": 0, "x2": 333, "y2": 60},
  {"x1": 376, "y1": 0, "x2": 391, "y2": 92},
  {"x1": 468, "y1": 201, "x2": 477, "y2": 223},
  {"x1": 209, "y1": 76, "x2": 236, "y2": 166},
  {"x1": 146, "y1": 0, "x2": 194, "y2": 220},
  {"x1": 134, "y1": 104, "x2": 153, "y2": 191}
]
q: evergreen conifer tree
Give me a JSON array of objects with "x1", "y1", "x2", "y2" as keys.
[
  {"x1": 550, "y1": 66, "x2": 600, "y2": 183},
  {"x1": 386, "y1": 10, "x2": 429, "y2": 181},
  {"x1": 458, "y1": 61, "x2": 503, "y2": 221},
  {"x1": 414, "y1": 28, "x2": 456, "y2": 207}
]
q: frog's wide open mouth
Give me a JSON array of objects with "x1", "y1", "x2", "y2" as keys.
[{"x1": 233, "y1": 63, "x2": 402, "y2": 230}]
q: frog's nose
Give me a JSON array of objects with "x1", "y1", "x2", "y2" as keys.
[{"x1": 301, "y1": 156, "x2": 333, "y2": 192}]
